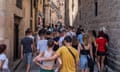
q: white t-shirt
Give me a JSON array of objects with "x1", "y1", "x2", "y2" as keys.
[
  {"x1": 0, "y1": 53, "x2": 9, "y2": 69},
  {"x1": 66, "y1": 31, "x2": 76, "y2": 37},
  {"x1": 37, "y1": 34, "x2": 40, "y2": 40},
  {"x1": 37, "y1": 40, "x2": 48, "y2": 53},
  {"x1": 59, "y1": 36, "x2": 65, "y2": 47}
]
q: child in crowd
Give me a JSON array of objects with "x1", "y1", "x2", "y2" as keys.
[{"x1": 0, "y1": 44, "x2": 10, "y2": 72}]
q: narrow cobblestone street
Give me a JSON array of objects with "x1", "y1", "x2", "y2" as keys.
[
  {"x1": 15, "y1": 62, "x2": 99, "y2": 72},
  {"x1": 15, "y1": 61, "x2": 40, "y2": 72},
  {"x1": 1, "y1": 0, "x2": 120, "y2": 72},
  {"x1": 15, "y1": 59, "x2": 99, "y2": 72}
]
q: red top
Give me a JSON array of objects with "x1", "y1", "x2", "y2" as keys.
[{"x1": 96, "y1": 37, "x2": 107, "y2": 52}]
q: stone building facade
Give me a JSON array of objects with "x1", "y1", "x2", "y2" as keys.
[
  {"x1": 35, "y1": 0, "x2": 44, "y2": 29},
  {"x1": 65, "y1": 0, "x2": 79, "y2": 26},
  {"x1": 65, "y1": 0, "x2": 120, "y2": 71},
  {"x1": 57, "y1": 0, "x2": 65, "y2": 25},
  {"x1": 44, "y1": 0, "x2": 65, "y2": 25},
  {"x1": 0, "y1": 0, "x2": 43, "y2": 69}
]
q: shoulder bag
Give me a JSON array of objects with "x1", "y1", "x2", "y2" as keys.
[{"x1": 66, "y1": 46, "x2": 77, "y2": 72}]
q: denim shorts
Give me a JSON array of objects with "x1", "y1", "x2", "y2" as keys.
[
  {"x1": 24, "y1": 53, "x2": 32, "y2": 64},
  {"x1": 80, "y1": 55, "x2": 88, "y2": 70}
]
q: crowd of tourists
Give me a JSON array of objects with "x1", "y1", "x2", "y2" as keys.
[{"x1": 0, "y1": 24, "x2": 109, "y2": 72}]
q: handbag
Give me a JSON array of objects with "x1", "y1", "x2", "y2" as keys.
[{"x1": 87, "y1": 55, "x2": 94, "y2": 68}]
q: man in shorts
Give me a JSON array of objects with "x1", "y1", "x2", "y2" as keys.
[{"x1": 21, "y1": 29, "x2": 34, "y2": 72}]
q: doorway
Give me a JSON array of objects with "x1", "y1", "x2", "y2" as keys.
[{"x1": 14, "y1": 16, "x2": 21, "y2": 61}]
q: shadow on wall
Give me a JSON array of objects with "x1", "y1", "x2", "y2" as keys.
[
  {"x1": 72, "y1": 0, "x2": 83, "y2": 30},
  {"x1": 65, "y1": 0, "x2": 70, "y2": 26}
]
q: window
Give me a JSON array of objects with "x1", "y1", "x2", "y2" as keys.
[
  {"x1": 95, "y1": 1, "x2": 98, "y2": 16},
  {"x1": 34, "y1": 0, "x2": 36, "y2": 8},
  {"x1": 72, "y1": 0, "x2": 74, "y2": 11},
  {"x1": 79, "y1": 0, "x2": 81, "y2": 19},
  {"x1": 16, "y1": 0, "x2": 22, "y2": 9},
  {"x1": 34, "y1": 0, "x2": 38, "y2": 8},
  {"x1": 79, "y1": 10, "x2": 81, "y2": 20},
  {"x1": 40, "y1": 0, "x2": 42, "y2": 4},
  {"x1": 48, "y1": 0, "x2": 50, "y2": 2},
  {"x1": 30, "y1": 20, "x2": 32, "y2": 30},
  {"x1": 30, "y1": 0, "x2": 33, "y2": 17}
]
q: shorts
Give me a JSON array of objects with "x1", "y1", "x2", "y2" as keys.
[
  {"x1": 80, "y1": 55, "x2": 89, "y2": 70},
  {"x1": 40, "y1": 68, "x2": 54, "y2": 72},
  {"x1": 24, "y1": 53, "x2": 32, "y2": 64},
  {"x1": 97, "y1": 51, "x2": 106, "y2": 56}
]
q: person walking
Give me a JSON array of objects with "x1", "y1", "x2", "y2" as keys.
[
  {"x1": 33, "y1": 39, "x2": 62, "y2": 72},
  {"x1": 53, "y1": 31, "x2": 60, "y2": 51},
  {"x1": 45, "y1": 31, "x2": 53, "y2": 40},
  {"x1": 96, "y1": 31, "x2": 108, "y2": 72},
  {"x1": 0, "y1": 44, "x2": 10, "y2": 72},
  {"x1": 79, "y1": 34, "x2": 93, "y2": 72},
  {"x1": 77, "y1": 29, "x2": 85, "y2": 44},
  {"x1": 20, "y1": 29, "x2": 34, "y2": 72},
  {"x1": 35, "y1": 36, "x2": 79, "y2": 72},
  {"x1": 66, "y1": 26, "x2": 76, "y2": 37},
  {"x1": 33, "y1": 27, "x2": 40, "y2": 55},
  {"x1": 88, "y1": 31, "x2": 97, "y2": 72},
  {"x1": 58, "y1": 29, "x2": 66, "y2": 47},
  {"x1": 100, "y1": 27, "x2": 110, "y2": 66},
  {"x1": 37, "y1": 29, "x2": 48, "y2": 55},
  {"x1": 72, "y1": 36, "x2": 79, "y2": 50}
]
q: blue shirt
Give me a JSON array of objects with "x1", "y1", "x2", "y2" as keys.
[
  {"x1": 37, "y1": 40, "x2": 48, "y2": 53},
  {"x1": 21, "y1": 37, "x2": 33, "y2": 53},
  {"x1": 78, "y1": 34, "x2": 83, "y2": 44}
]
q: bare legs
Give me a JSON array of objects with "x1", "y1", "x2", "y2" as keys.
[
  {"x1": 81, "y1": 69, "x2": 89, "y2": 72},
  {"x1": 101, "y1": 56, "x2": 105, "y2": 71},
  {"x1": 26, "y1": 64, "x2": 31, "y2": 72},
  {"x1": 97, "y1": 56, "x2": 100, "y2": 71},
  {"x1": 97, "y1": 56, "x2": 105, "y2": 72}
]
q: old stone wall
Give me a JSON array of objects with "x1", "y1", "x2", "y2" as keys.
[
  {"x1": 76, "y1": 0, "x2": 120, "y2": 71},
  {"x1": 65, "y1": 0, "x2": 69, "y2": 26},
  {"x1": 65, "y1": 0, "x2": 79, "y2": 26},
  {"x1": 0, "y1": 0, "x2": 33, "y2": 63}
]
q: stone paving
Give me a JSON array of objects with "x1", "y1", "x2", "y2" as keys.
[
  {"x1": 15, "y1": 61, "x2": 40, "y2": 72},
  {"x1": 15, "y1": 55, "x2": 98, "y2": 72},
  {"x1": 15, "y1": 61, "x2": 98, "y2": 72}
]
